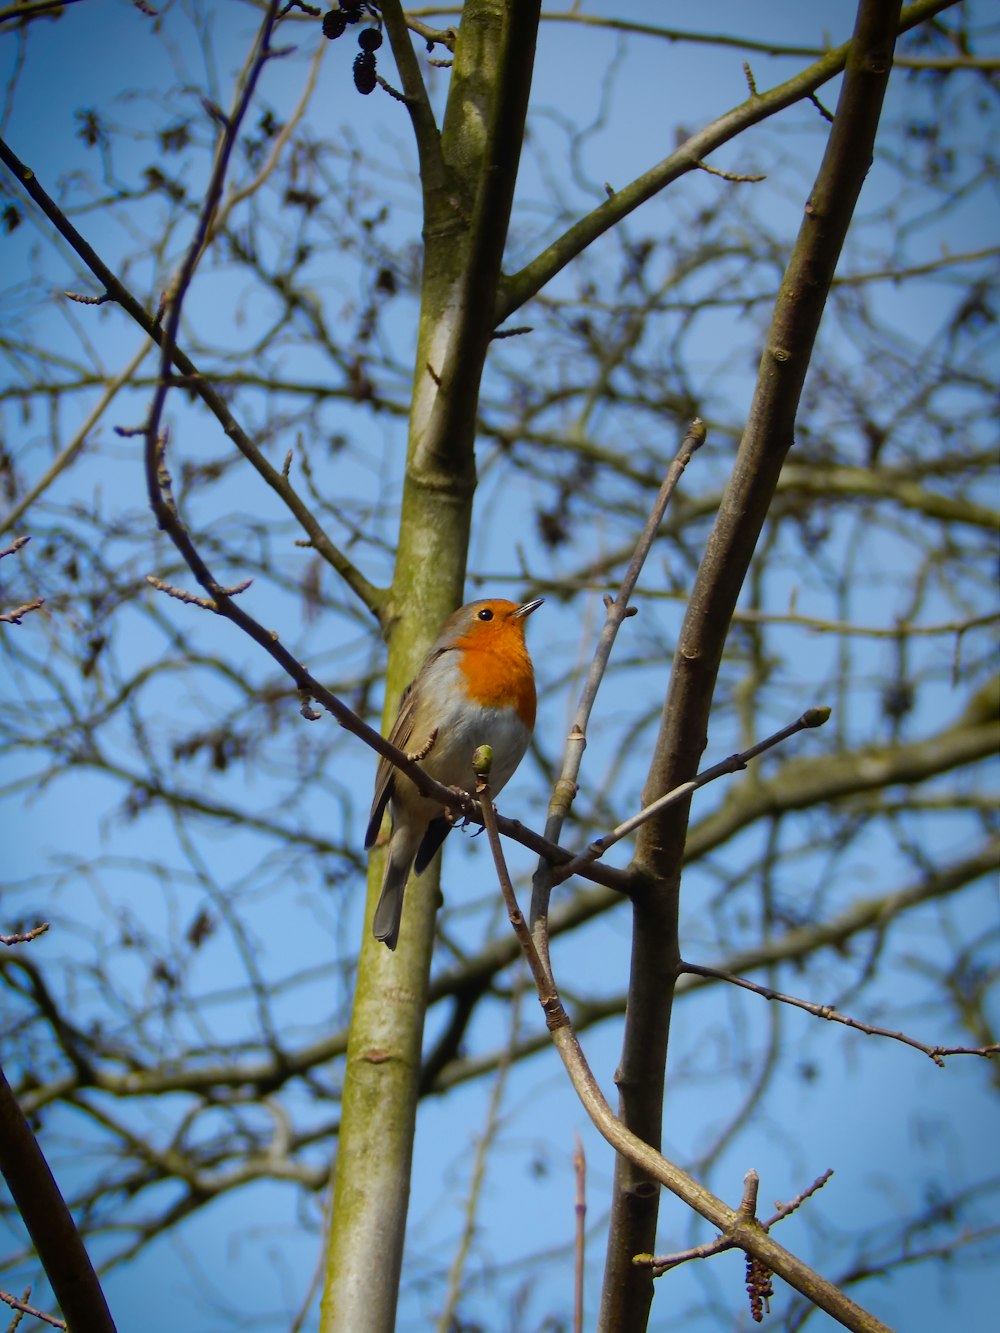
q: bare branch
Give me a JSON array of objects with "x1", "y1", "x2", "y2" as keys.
[
  {"x1": 144, "y1": 575, "x2": 216, "y2": 611},
  {"x1": 475, "y1": 755, "x2": 893, "y2": 1333},
  {"x1": 0, "y1": 340, "x2": 152, "y2": 540},
  {"x1": 436, "y1": 944, "x2": 523, "y2": 1333},
  {"x1": 766, "y1": 1170, "x2": 836, "y2": 1228},
  {"x1": 552, "y1": 706, "x2": 830, "y2": 884},
  {"x1": 0, "y1": 599, "x2": 44, "y2": 625},
  {"x1": 531, "y1": 419, "x2": 705, "y2": 940},
  {"x1": 0, "y1": 1289, "x2": 66, "y2": 1330},
  {"x1": 1, "y1": 923, "x2": 49, "y2": 947},
  {"x1": 0, "y1": 138, "x2": 386, "y2": 618},
  {"x1": 0, "y1": 1064, "x2": 117, "y2": 1333},
  {"x1": 680, "y1": 961, "x2": 1000, "y2": 1066},
  {"x1": 379, "y1": 0, "x2": 446, "y2": 191},
  {"x1": 694, "y1": 160, "x2": 766, "y2": 183},
  {"x1": 574, "y1": 1134, "x2": 586, "y2": 1333},
  {"x1": 498, "y1": 0, "x2": 956, "y2": 318},
  {"x1": 207, "y1": 36, "x2": 327, "y2": 242},
  {"x1": 603, "y1": 3, "x2": 912, "y2": 1316},
  {"x1": 62, "y1": 289, "x2": 110, "y2": 306},
  {"x1": 633, "y1": 1171, "x2": 836, "y2": 1281},
  {"x1": 423, "y1": 836, "x2": 1000, "y2": 1094},
  {"x1": 0, "y1": 536, "x2": 30, "y2": 559}
]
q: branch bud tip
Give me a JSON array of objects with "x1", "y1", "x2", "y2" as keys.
[{"x1": 472, "y1": 744, "x2": 493, "y2": 777}]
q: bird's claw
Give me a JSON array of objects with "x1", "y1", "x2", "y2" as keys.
[{"x1": 445, "y1": 787, "x2": 479, "y2": 829}]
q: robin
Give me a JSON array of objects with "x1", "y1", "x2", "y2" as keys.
[{"x1": 365, "y1": 597, "x2": 543, "y2": 950}]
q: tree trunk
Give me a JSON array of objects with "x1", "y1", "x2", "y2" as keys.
[{"x1": 320, "y1": 5, "x2": 541, "y2": 1328}]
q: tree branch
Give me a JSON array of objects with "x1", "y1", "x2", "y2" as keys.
[
  {"x1": 0, "y1": 1062, "x2": 117, "y2": 1333},
  {"x1": 681, "y1": 961, "x2": 1000, "y2": 1066},
  {"x1": 475, "y1": 760, "x2": 893, "y2": 1333},
  {"x1": 379, "y1": 0, "x2": 447, "y2": 195},
  {"x1": 529, "y1": 419, "x2": 705, "y2": 952},
  {"x1": 601, "y1": 2, "x2": 908, "y2": 1324},
  {"x1": 0, "y1": 137, "x2": 386, "y2": 619},
  {"x1": 496, "y1": 0, "x2": 957, "y2": 320},
  {"x1": 553, "y1": 705, "x2": 830, "y2": 884}
]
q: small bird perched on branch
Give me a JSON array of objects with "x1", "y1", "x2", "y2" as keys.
[{"x1": 366, "y1": 597, "x2": 543, "y2": 949}]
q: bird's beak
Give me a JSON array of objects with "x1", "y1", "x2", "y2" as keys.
[{"x1": 513, "y1": 598, "x2": 544, "y2": 619}]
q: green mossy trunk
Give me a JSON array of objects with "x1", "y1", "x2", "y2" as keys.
[{"x1": 320, "y1": 5, "x2": 541, "y2": 1329}]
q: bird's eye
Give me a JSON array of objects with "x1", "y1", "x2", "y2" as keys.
[{"x1": 477, "y1": 607, "x2": 494, "y2": 621}]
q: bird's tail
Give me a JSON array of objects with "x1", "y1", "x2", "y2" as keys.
[{"x1": 372, "y1": 832, "x2": 416, "y2": 950}]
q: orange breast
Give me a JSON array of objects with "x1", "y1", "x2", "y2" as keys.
[{"x1": 454, "y1": 623, "x2": 537, "y2": 730}]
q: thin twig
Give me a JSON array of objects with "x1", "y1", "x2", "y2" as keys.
[
  {"x1": 637, "y1": 1232, "x2": 732, "y2": 1274},
  {"x1": 694, "y1": 159, "x2": 765, "y2": 183},
  {"x1": 0, "y1": 0, "x2": 85, "y2": 26},
  {"x1": 0, "y1": 1290, "x2": 66, "y2": 1330},
  {"x1": 474, "y1": 754, "x2": 892, "y2": 1333},
  {"x1": 474, "y1": 748, "x2": 562, "y2": 1004},
  {"x1": 731, "y1": 606, "x2": 1000, "y2": 639},
  {"x1": 0, "y1": 138, "x2": 384, "y2": 617},
  {"x1": 553, "y1": 706, "x2": 830, "y2": 883},
  {"x1": 375, "y1": 73, "x2": 409, "y2": 103},
  {"x1": 490, "y1": 324, "x2": 533, "y2": 339},
  {"x1": 1, "y1": 923, "x2": 49, "y2": 946},
  {"x1": 0, "y1": 339, "x2": 152, "y2": 539},
  {"x1": 681, "y1": 961, "x2": 1000, "y2": 1067},
  {"x1": 207, "y1": 37, "x2": 327, "y2": 242},
  {"x1": 63, "y1": 290, "x2": 110, "y2": 306},
  {"x1": 531, "y1": 419, "x2": 706, "y2": 934},
  {"x1": 0, "y1": 600, "x2": 44, "y2": 625},
  {"x1": 145, "y1": 574, "x2": 252, "y2": 609},
  {"x1": 496, "y1": 0, "x2": 955, "y2": 319},
  {"x1": 402, "y1": 13, "x2": 456, "y2": 51},
  {"x1": 765, "y1": 1170, "x2": 835, "y2": 1228},
  {"x1": 573, "y1": 1133, "x2": 586, "y2": 1333},
  {"x1": 144, "y1": 0, "x2": 283, "y2": 540},
  {"x1": 636, "y1": 1170, "x2": 837, "y2": 1276},
  {"x1": 437, "y1": 960, "x2": 524, "y2": 1333},
  {"x1": 144, "y1": 576, "x2": 217, "y2": 611}
]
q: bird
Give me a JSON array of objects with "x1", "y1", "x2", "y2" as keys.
[{"x1": 365, "y1": 597, "x2": 543, "y2": 950}]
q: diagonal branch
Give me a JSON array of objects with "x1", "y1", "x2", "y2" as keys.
[
  {"x1": 602, "y1": 2, "x2": 909, "y2": 1324},
  {"x1": 379, "y1": 0, "x2": 447, "y2": 196},
  {"x1": 552, "y1": 705, "x2": 830, "y2": 884},
  {"x1": 635, "y1": 1170, "x2": 836, "y2": 1276},
  {"x1": 529, "y1": 419, "x2": 705, "y2": 947},
  {"x1": 475, "y1": 759, "x2": 893, "y2": 1333},
  {"x1": 497, "y1": 0, "x2": 958, "y2": 320},
  {"x1": 0, "y1": 1062, "x2": 117, "y2": 1333},
  {"x1": 0, "y1": 137, "x2": 385, "y2": 619},
  {"x1": 0, "y1": 338, "x2": 153, "y2": 539},
  {"x1": 681, "y1": 961, "x2": 1000, "y2": 1066},
  {"x1": 143, "y1": 0, "x2": 284, "y2": 596}
]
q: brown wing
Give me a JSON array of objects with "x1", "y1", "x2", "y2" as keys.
[{"x1": 364, "y1": 677, "x2": 419, "y2": 849}]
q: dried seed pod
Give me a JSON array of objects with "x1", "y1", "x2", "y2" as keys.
[
  {"x1": 358, "y1": 27, "x2": 383, "y2": 52},
  {"x1": 321, "y1": 9, "x2": 347, "y2": 39},
  {"x1": 353, "y1": 50, "x2": 377, "y2": 95}
]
